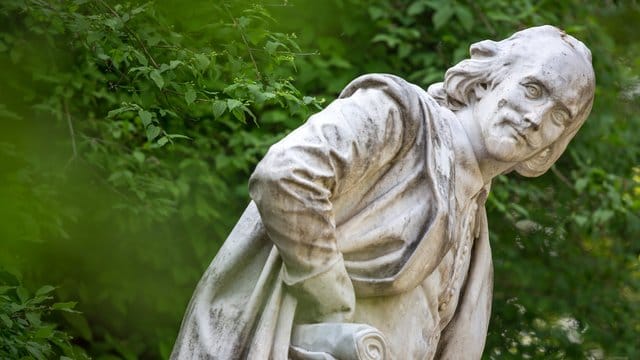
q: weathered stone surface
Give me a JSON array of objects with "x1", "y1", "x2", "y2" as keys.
[{"x1": 171, "y1": 25, "x2": 595, "y2": 359}]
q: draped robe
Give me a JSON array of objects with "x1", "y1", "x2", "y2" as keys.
[{"x1": 171, "y1": 74, "x2": 494, "y2": 359}]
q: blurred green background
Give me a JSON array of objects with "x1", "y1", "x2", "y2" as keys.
[{"x1": 0, "y1": 0, "x2": 638, "y2": 358}]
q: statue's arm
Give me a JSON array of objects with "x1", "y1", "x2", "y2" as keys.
[{"x1": 249, "y1": 85, "x2": 409, "y2": 321}]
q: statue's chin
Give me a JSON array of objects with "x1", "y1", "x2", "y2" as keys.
[{"x1": 484, "y1": 137, "x2": 525, "y2": 163}]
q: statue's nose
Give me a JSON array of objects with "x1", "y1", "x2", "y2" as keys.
[{"x1": 523, "y1": 110, "x2": 545, "y2": 131}]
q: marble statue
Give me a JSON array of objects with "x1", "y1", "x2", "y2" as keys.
[{"x1": 171, "y1": 25, "x2": 595, "y2": 359}]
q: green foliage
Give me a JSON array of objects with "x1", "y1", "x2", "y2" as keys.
[
  {"x1": 2, "y1": 0, "x2": 319, "y2": 220},
  {"x1": 0, "y1": 270, "x2": 89, "y2": 360},
  {"x1": 0, "y1": 0, "x2": 638, "y2": 358},
  {"x1": 1, "y1": 0, "x2": 320, "y2": 357}
]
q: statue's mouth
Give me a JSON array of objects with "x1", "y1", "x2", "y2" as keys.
[
  {"x1": 500, "y1": 121, "x2": 528, "y2": 145},
  {"x1": 512, "y1": 127, "x2": 528, "y2": 143}
]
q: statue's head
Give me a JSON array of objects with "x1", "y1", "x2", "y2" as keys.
[{"x1": 429, "y1": 25, "x2": 595, "y2": 177}]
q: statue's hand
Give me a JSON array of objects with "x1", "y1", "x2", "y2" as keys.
[
  {"x1": 287, "y1": 258, "x2": 355, "y2": 323},
  {"x1": 315, "y1": 308, "x2": 354, "y2": 323},
  {"x1": 291, "y1": 323, "x2": 389, "y2": 360}
]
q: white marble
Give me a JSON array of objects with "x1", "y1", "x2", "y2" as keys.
[
  {"x1": 290, "y1": 323, "x2": 388, "y2": 360},
  {"x1": 171, "y1": 25, "x2": 595, "y2": 359}
]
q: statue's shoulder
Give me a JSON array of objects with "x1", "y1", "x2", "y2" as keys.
[
  {"x1": 338, "y1": 73, "x2": 454, "y2": 136},
  {"x1": 339, "y1": 73, "x2": 428, "y2": 103},
  {"x1": 338, "y1": 73, "x2": 445, "y2": 123}
]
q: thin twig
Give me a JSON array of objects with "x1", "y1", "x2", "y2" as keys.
[
  {"x1": 63, "y1": 99, "x2": 78, "y2": 162},
  {"x1": 551, "y1": 165, "x2": 573, "y2": 190},
  {"x1": 80, "y1": 134, "x2": 130, "y2": 151},
  {"x1": 470, "y1": 2, "x2": 496, "y2": 36},
  {"x1": 78, "y1": 158, "x2": 133, "y2": 203},
  {"x1": 248, "y1": 48, "x2": 319, "y2": 56},
  {"x1": 95, "y1": 0, "x2": 159, "y2": 68},
  {"x1": 264, "y1": 3, "x2": 294, "y2": 6},
  {"x1": 223, "y1": 5, "x2": 262, "y2": 80}
]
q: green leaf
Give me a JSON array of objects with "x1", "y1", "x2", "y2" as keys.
[
  {"x1": 575, "y1": 178, "x2": 589, "y2": 193},
  {"x1": 35, "y1": 285, "x2": 56, "y2": 296},
  {"x1": 433, "y1": 5, "x2": 454, "y2": 29},
  {"x1": 169, "y1": 60, "x2": 182, "y2": 69},
  {"x1": 52, "y1": 301, "x2": 78, "y2": 312},
  {"x1": 368, "y1": 6, "x2": 386, "y2": 20},
  {"x1": 133, "y1": 50, "x2": 148, "y2": 66},
  {"x1": 371, "y1": 34, "x2": 400, "y2": 47},
  {"x1": 26, "y1": 342, "x2": 46, "y2": 360},
  {"x1": 593, "y1": 209, "x2": 614, "y2": 224},
  {"x1": 226, "y1": 99, "x2": 243, "y2": 111},
  {"x1": 194, "y1": 53, "x2": 210, "y2": 71},
  {"x1": 132, "y1": 151, "x2": 145, "y2": 163},
  {"x1": 238, "y1": 16, "x2": 250, "y2": 29},
  {"x1": 62, "y1": 311, "x2": 93, "y2": 340},
  {"x1": 157, "y1": 136, "x2": 169, "y2": 146},
  {"x1": 149, "y1": 69, "x2": 164, "y2": 89},
  {"x1": 511, "y1": 204, "x2": 530, "y2": 218},
  {"x1": 184, "y1": 87, "x2": 196, "y2": 105},
  {"x1": 34, "y1": 325, "x2": 55, "y2": 339},
  {"x1": 455, "y1": 5, "x2": 474, "y2": 32},
  {"x1": 16, "y1": 286, "x2": 29, "y2": 303},
  {"x1": 26, "y1": 312, "x2": 41, "y2": 326},
  {"x1": 265, "y1": 40, "x2": 281, "y2": 55},
  {"x1": 398, "y1": 43, "x2": 412, "y2": 59},
  {"x1": 138, "y1": 110, "x2": 153, "y2": 127},
  {"x1": 573, "y1": 214, "x2": 588, "y2": 227},
  {"x1": 9, "y1": 303, "x2": 25, "y2": 313},
  {"x1": 108, "y1": 104, "x2": 137, "y2": 118},
  {"x1": 244, "y1": 107, "x2": 257, "y2": 124},
  {"x1": 486, "y1": 10, "x2": 516, "y2": 23},
  {"x1": 146, "y1": 125, "x2": 161, "y2": 141},
  {"x1": 0, "y1": 314, "x2": 12, "y2": 328},
  {"x1": 86, "y1": 31, "x2": 104, "y2": 44},
  {"x1": 232, "y1": 108, "x2": 246, "y2": 123},
  {"x1": 407, "y1": 1, "x2": 426, "y2": 16},
  {"x1": 167, "y1": 134, "x2": 191, "y2": 140},
  {"x1": 212, "y1": 100, "x2": 226, "y2": 118}
]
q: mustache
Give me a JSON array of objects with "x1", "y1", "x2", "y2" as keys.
[{"x1": 497, "y1": 114, "x2": 542, "y2": 148}]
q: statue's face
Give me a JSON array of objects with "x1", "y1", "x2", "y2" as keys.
[{"x1": 474, "y1": 38, "x2": 593, "y2": 163}]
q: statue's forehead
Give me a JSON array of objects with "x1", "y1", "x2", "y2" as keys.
[{"x1": 506, "y1": 39, "x2": 594, "y2": 110}]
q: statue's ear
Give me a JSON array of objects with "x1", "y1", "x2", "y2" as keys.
[{"x1": 470, "y1": 40, "x2": 498, "y2": 59}]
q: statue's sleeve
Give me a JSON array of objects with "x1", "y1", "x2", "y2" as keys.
[{"x1": 249, "y1": 77, "x2": 418, "y2": 319}]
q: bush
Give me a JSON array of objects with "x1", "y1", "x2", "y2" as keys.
[{"x1": 0, "y1": 270, "x2": 88, "y2": 359}]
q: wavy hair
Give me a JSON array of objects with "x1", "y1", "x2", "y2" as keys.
[{"x1": 428, "y1": 25, "x2": 595, "y2": 177}]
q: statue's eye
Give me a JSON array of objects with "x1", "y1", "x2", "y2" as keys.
[
  {"x1": 551, "y1": 109, "x2": 569, "y2": 125},
  {"x1": 524, "y1": 83, "x2": 543, "y2": 99}
]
